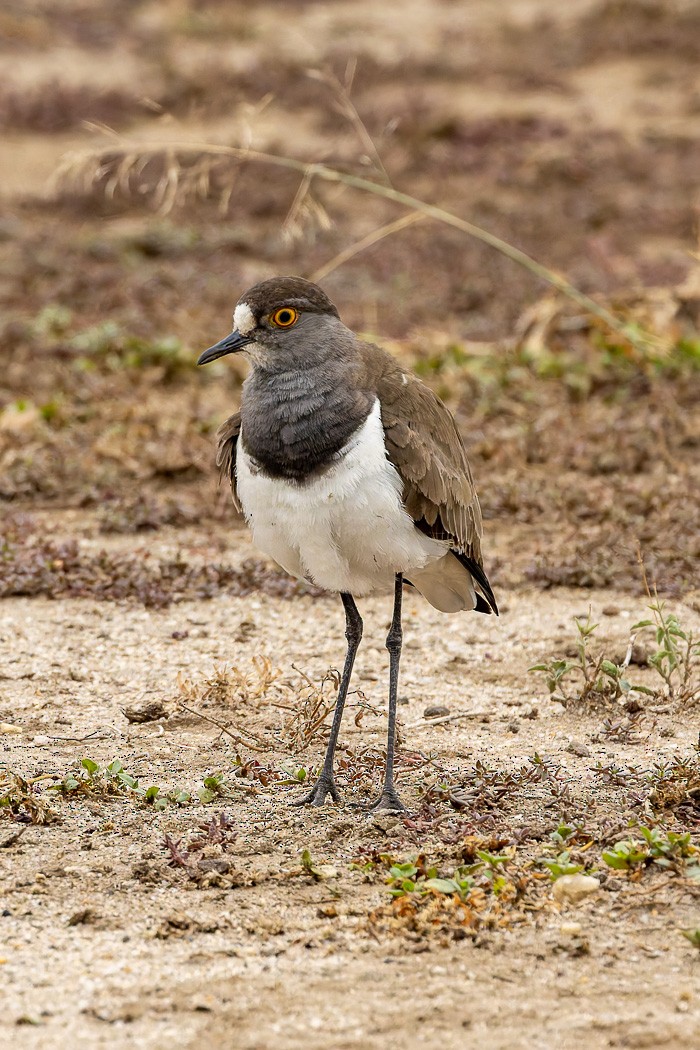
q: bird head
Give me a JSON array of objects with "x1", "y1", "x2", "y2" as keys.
[{"x1": 198, "y1": 276, "x2": 349, "y2": 371}]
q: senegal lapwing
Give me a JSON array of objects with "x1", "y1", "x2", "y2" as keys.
[{"x1": 199, "y1": 276, "x2": 497, "y2": 812}]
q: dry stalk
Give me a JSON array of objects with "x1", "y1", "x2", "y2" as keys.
[
  {"x1": 53, "y1": 140, "x2": 656, "y2": 354},
  {"x1": 307, "y1": 62, "x2": 393, "y2": 187},
  {"x1": 279, "y1": 668, "x2": 340, "y2": 752},
  {"x1": 310, "y1": 212, "x2": 425, "y2": 282},
  {"x1": 177, "y1": 701, "x2": 270, "y2": 754}
]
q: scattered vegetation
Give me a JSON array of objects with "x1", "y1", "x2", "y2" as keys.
[
  {"x1": 537, "y1": 823, "x2": 594, "y2": 880},
  {"x1": 0, "y1": 770, "x2": 60, "y2": 825},
  {"x1": 529, "y1": 612, "x2": 648, "y2": 707},
  {"x1": 51, "y1": 757, "x2": 189, "y2": 809},
  {"x1": 163, "y1": 812, "x2": 240, "y2": 886},
  {"x1": 602, "y1": 826, "x2": 699, "y2": 878},
  {"x1": 530, "y1": 604, "x2": 700, "y2": 708},
  {"x1": 633, "y1": 601, "x2": 700, "y2": 705},
  {"x1": 359, "y1": 845, "x2": 542, "y2": 941}
]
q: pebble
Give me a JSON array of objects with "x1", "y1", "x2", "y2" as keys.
[
  {"x1": 553, "y1": 875, "x2": 601, "y2": 904},
  {"x1": 424, "y1": 704, "x2": 450, "y2": 718},
  {"x1": 122, "y1": 699, "x2": 167, "y2": 724},
  {"x1": 370, "y1": 813, "x2": 402, "y2": 832}
]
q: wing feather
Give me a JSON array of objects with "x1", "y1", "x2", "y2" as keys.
[
  {"x1": 216, "y1": 412, "x2": 242, "y2": 513},
  {"x1": 356, "y1": 343, "x2": 497, "y2": 613}
]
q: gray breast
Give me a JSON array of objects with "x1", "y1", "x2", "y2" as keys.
[{"x1": 240, "y1": 367, "x2": 374, "y2": 481}]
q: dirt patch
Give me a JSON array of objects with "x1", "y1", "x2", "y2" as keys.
[{"x1": 2, "y1": 586, "x2": 700, "y2": 1048}]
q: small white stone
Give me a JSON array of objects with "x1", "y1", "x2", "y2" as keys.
[
  {"x1": 0, "y1": 721, "x2": 22, "y2": 734},
  {"x1": 553, "y1": 874, "x2": 600, "y2": 904}
]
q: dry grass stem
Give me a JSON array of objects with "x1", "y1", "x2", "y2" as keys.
[
  {"x1": 53, "y1": 141, "x2": 656, "y2": 352},
  {"x1": 310, "y1": 212, "x2": 425, "y2": 282},
  {"x1": 307, "y1": 63, "x2": 393, "y2": 187}
]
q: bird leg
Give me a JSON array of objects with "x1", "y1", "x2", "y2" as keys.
[
  {"x1": 370, "y1": 573, "x2": 408, "y2": 813},
  {"x1": 293, "y1": 592, "x2": 363, "y2": 807}
]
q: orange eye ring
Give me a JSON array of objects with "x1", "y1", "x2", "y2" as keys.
[{"x1": 270, "y1": 307, "x2": 299, "y2": 328}]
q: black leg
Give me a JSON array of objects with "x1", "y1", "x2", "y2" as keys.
[
  {"x1": 294, "y1": 592, "x2": 363, "y2": 807},
  {"x1": 370, "y1": 573, "x2": 408, "y2": 813}
]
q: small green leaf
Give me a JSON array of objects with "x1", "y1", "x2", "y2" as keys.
[
  {"x1": 390, "y1": 862, "x2": 418, "y2": 879},
  {"x1": 423, "y1": 877, "x2": 460, "y2": 894}
]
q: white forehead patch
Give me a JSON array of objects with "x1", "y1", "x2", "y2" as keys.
[{"x1": 233, "y1": 302, "x2": 255, "y2": 336}]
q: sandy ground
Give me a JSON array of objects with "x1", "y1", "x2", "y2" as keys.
[{"x1": 2, "y1": 524, "x2": 700, "y2": 1049}]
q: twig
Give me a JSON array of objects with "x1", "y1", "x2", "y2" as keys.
[
  {"x1": 310, "y1": 212, "x2": 425, "y2": 282},
  {"x1": 406, "y1": 711, "x2": 488, "y2": 729},
  {"x1": 177, "y1": 702, "x2": 269, "y2": 753},
  {"x1": 48, "y1": 728, "x2": 112, "y2": 742},
  {"x1": 611, "y1": 874, "x2": 688, "y2": 916},
  {"x1": 54, "y1": 142, "x2": 657, "y2": 353},
  {"x1": 307, "y1": 65, "x2": 393, "y2": 187},
  {"x1": 0, "y1": 824, "x2": 31, "y2": 849}
]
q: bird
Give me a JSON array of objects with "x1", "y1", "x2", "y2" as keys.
[{"x1": 198, "y1": 276, "x2": 497, "y2": 813}]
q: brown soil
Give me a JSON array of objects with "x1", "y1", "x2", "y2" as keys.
[{"x1": 1, "y1": 1, "x2": 700, "y2": 1048}]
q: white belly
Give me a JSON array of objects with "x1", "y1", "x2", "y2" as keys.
[{"x1": 235, "y1": 400, "x2": 448, "y2": 596}]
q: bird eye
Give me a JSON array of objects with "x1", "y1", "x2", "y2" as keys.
[{"x1": 270, "y1": 307, "x2": 299, "y2": 328}]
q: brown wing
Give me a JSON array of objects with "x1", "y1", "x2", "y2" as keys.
[
  {"x1": 216, "y1": 412, "x2": 242, "y2": 513},
  {"x1": 355, "y1": 342, "x2": 497, "y2": 613}
]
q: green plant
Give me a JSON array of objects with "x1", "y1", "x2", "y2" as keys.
[
  {"x1": 602, "y1": 839, "x2": 648, "y2": 870},
  {"x1": 638, "y1": 827, "x2": 693, "y2": 867},
  {"x1": 537, "y1": 824, "x2": 592, "y2": 880},
  {"x1": 30, "y1": 304, "x2": 73, "y2": 337},
  {"x1": 633, "y1": 602, "x2": 700, "y2": 703},
  {"x1": 300, "y1": 848, "x2": 337, "y2": 881},
  {"x1": 386, "y1": 860, "x2": 476, "y2": 902},
  {"x1": 52, "y1": 756, "x2": 188, "y2": 810},
  {"x1": 385, "y1": 851, "x2": 512, "y2": 902},
  {"x1": 278, "y1": 761, "x2": 311, "y2": 784},
  {"x1": 422, "y1": 871, "x2": 476, "y2": 902},
  {"x1": 70, "y1": 323, "x2": 193, "y2": 379},
  {"x1": 387, "y1": 861, "x2": 420, "y2": 897},
  {"x1": 602, "y1": 826, "x2": 697, "y2": 872},
  {"x1": 198, "y1": 772, "x2": 227, "y2": 804},
  {"x1": 541, "y1": 852, "x2": 585, "y2": 879},
  {"x1": 529, "y1": 611, "x2": 653, "y2": 706}
]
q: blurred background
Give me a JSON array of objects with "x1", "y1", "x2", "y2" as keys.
[{"x1": 1, "y1": 0, "x2": 699, "y2": 603}]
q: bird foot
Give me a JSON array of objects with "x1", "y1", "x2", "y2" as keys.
[
  {"x1": 292, "y1": 773, "x2": 340, "y2": 808},
  {"x1": 368, "y1": 786, "x2": 407, "y2": 814}
]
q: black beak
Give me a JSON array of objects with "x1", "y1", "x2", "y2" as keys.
[{"x1": 197, "y1": 330, "x2": 252, "y2": 366}]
